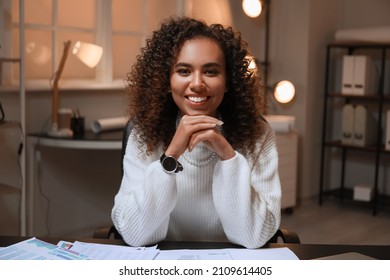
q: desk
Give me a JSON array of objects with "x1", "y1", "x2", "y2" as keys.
[
  {"x1": 1, "y1": 235, "x2": 390, "y2": 260},
  {"x1": 26, "y1": 131, "x2": 122, "y2": 235}
]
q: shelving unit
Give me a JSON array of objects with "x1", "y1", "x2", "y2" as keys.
[{"x1": 319, "y1": 42, "x2": 390, "y2": 215}]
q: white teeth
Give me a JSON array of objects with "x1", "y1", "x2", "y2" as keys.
[{"x1": 188, "y1": 96, "x2": 207, "y2": 103}]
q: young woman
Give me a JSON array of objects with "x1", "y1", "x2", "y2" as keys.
[{"x1": 111, "y1": 16, "x2": 281, "y2": 248}]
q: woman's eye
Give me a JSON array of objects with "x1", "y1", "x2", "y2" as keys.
[
  {"x1": 205, "y1": 69, "x2": 219, "y2": 76},
  {"x1": 177, "y1": 68, "x2": 190, "y2": 75}
]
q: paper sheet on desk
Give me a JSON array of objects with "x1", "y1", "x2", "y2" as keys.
[
  {"x1": 0, "y1": 238, "x2": 298, "y2": 260},
  {"x1": 58, "y1": 241, "x2": 159, "y2": 260},
  {"x1": 0, "y1": 237, "x2": 89, "y2": 260},
  {"x1": 154, "y1": 248, "x2": 299, "y2": 260}
]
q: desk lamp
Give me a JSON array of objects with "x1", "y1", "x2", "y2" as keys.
[{"x1": 48, "y1": 40, "x2": 103, "y2": 138}]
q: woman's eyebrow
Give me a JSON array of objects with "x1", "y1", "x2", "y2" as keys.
[
  {"x1": 203, "y1": 62, "x2": 223, "y2": 68},
  {"x1": 174, "y1": 62, "x2": 223, "y2": 68},
  {"x1": 174, "y1": 62, "x2": 192, "y2": 68}
]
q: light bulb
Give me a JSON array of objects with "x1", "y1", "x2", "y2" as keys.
[
  {"x1": 242, "y1": 0, "x2": 262, "y2": 18},
  {"x1": 247, "y1": 56, "x2": 257, "y2": 70},
  {"x1": 274, "y1": 80, "x2": 295, "y2": 103}
]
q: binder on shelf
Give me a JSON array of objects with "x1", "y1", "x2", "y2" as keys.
[
  {"x1": 353, "y1": 104, "x2": 376, "y2": 147},
  {"x1": 341, "y1": 104, "x2": 376, "y2": 147},
  {"x1": 341, "y1": 55, "x2": 378, "y2": 95},
  {"x1": 341, "y1": 104, "x2": 354, "y2": 145},
  {"x1": 341, "y1": 56, "x2": 354, "y2": 94},
  {"x1": 353, "y1": 56, "x2": 377, "y2": 95}
]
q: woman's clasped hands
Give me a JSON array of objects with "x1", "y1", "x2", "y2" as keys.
[{"x1": 165, "y1": 115, "x2": 236, "y2": 161}]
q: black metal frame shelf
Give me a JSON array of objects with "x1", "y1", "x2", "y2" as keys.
[
  {"x1": 322, "y1": 188, "x2": 390, "y2": 210},
  {"x1": 326, "y1": 93, "x2": 390, "y2": 100},
  {"x1": 319, "y1": 42, "x2": 390, "y2": 215},
  {"x1": 324, "y1": 141, "x2": 390, "y2": 154}
]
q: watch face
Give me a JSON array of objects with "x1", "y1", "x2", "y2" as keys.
[{"x1": 162, "y1": 156, "x2": 177, "y2": 173}]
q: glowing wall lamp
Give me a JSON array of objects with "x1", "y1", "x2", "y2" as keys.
[
  {"x1": 247, "y1": 56, "x2": 296, "y2": 107},
  {"x1": 242, "y1": 0, "x2": 262, "y2": 18},
  {"x1": 48, "y1": 40, "x2": 103, "y2": 138},
  {"x1": 274, "y1": 80, "x2": 295, "y2": 104}
]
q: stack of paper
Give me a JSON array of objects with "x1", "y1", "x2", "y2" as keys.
[
  {"x1": 0, "y1": 238, "x2": 90, "y2": 260},
  {"x1": 0, "y1": 237, "x2": 299, "y2": 260},
  {"x1": 0, "y1": 237, "x2": 158, "y2": 260}
]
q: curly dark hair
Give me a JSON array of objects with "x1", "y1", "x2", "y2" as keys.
[{"x1": 125, "y1": 16, "x2": 266, "y2": 157}]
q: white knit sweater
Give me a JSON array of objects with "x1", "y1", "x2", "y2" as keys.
[{"x1": 111, "y1": 122, "x2": 281, "y2": 248}]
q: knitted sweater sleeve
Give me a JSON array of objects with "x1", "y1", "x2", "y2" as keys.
[
  {"x1": 212, "y1": 123, "x2": 281, "y2": 248},
  {"x1": 111, "y1": 132, "x2": 177, "y2": 247}
]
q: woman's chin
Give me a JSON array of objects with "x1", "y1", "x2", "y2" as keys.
[{"x1": 180, "y1": 109, "x2": 216, "y2": 117}]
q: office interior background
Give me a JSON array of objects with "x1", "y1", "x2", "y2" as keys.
[{"x1": 1, "y1": 0, "x2": 390, "y2": 239}]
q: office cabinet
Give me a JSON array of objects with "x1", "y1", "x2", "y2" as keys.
[
  {"x1": 276, "y1": 132, "x2": 298, "y2": 212},
  {"x1": 319, "y1": 42, "x2": 390, "y2": 215}
]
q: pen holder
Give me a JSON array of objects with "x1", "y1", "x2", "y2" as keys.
[
  {"x1": 58, "y1": 108, "x2": 73, "y2": 130},
  {"x1": 71, "y1": 117, "x2": 85, "y2": 136}
]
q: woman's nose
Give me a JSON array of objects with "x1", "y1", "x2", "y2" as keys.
[{"x1": 190, "y1": 73, "x2": 206, "y2": 92}]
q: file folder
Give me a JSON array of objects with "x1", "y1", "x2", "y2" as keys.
[
  {"x1": 353, "y1": 105, "x2": 375, "y2": 146},
  {"x1": 341, "y1": 104, "x2": 354, "y2": 145},
  {"x1": 353, "y1": 56, "x2": 376, "y2": 95},
  {"x1": 341, "y1": 56, "x2": 354, "y2": 94},
  {"x1": 341, "y1": 55, "x2": 378, "y2": 95}
]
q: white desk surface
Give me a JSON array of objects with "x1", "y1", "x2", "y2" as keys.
[{"x1": 28, "y1": 130, "x2": 122, "y2": 150}]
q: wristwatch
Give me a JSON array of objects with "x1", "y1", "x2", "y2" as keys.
[{"x1": 160, "y1": 153, "x2": 183, "y2": 173}]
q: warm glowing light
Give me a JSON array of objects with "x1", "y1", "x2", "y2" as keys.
[
  {"x1": 72, "y1": 41, "x2": 103, "y2": 68},
  {"x1": 247, "y1": 56, "x2": 257, "y2": 70},
  {"x1": 242, "y1": 0, "x2": 262, "y2": 18},
  {"x1": 274, "y1": 80, "x2": 295, "y2": 103}
]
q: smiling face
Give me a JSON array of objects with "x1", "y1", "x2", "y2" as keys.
[{"x1": 170, "y1": 37, "x2": 227, "y2": 117}]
